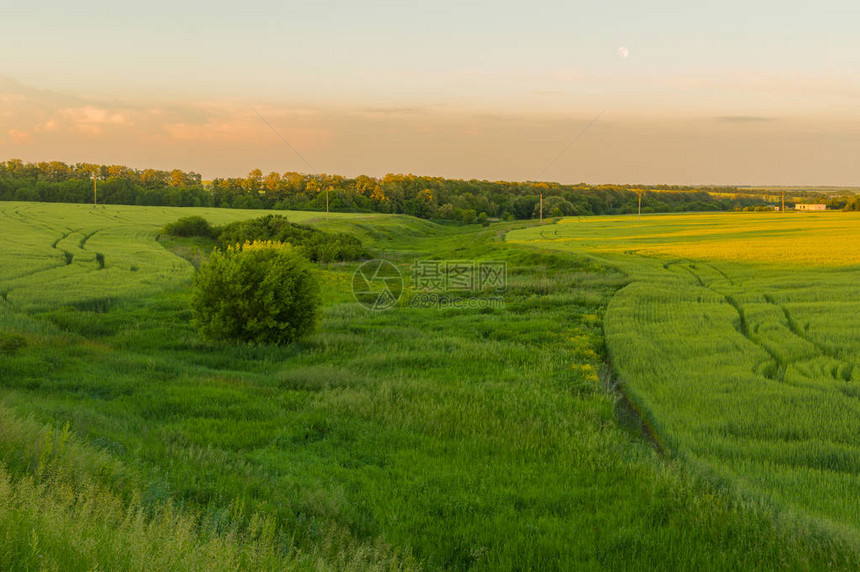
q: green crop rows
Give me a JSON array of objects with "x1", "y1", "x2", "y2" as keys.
[{"x1": 510, "y1": 211, "x2": 860, "y2": 538}]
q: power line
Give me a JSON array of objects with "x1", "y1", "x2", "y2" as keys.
[
  {"x1": 254, "y1": 110, "x2": 316, "y2": 173},
  {"x1": 535, "y1": 108, "x2": 607, "y2": 181}
]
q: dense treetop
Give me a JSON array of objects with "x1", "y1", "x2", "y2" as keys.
[{"x1": 2, "y1": 159, "x2": 855, "y2": 220}]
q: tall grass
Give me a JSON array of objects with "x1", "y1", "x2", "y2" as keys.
[{"x1": 0, "y1": 407, "x2": 413, "y2": 571}]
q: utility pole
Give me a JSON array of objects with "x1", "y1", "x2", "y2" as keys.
[
  {"x1": 539, "y1": 193, "x2": 543, "y2": 223},
  {"x1": 93, "y1": 174, "x2": 98, "y2": 207},
  {"x1": 782, "y1": 191, "x2": 785, "y2": 214},
  {"x1": 638, "y1": 191, "x2": 642, "y2": 221}
]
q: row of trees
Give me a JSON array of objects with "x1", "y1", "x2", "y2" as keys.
[
  {"x1": 712, "y1": 188, "x2": 860, "y2": 211},
  {"x1": 0, "y1": 160, "x2": 211, "y2": 207},
  {"x1": 1, "y1": 159, "x2": 202, "y2": 188},
  {"x1": 1, "y1": 159, "x2": 774, "y2": 220},
  {"x1": 842, "y1": 195, "x2": 860, "y2": 211}
]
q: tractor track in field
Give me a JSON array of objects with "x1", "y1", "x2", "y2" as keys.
[
  {"x1": 696, "y1": 266, "x2": 851, "y2": 384},
  {"x1": 663, "y1": 259, "x2": 705, "y2": 286},
  {"x1": 657, "y1": 255, "x2": 788, "y2": 382},
  {"x1": 648, "y1": 253, "x2": 850, "y2": 386},
  {"x1": 78, "y1": 229, "x2": 102, "y2": 249},
  {"x1": 762, "y1": 294, "x2": 854, "y2": 383},
  {"x1": 9, "y1": 206, "x2": 75, "y2": 237},
  {"x1": 763, "y1": 294, "x2": 825, "y2": 354},
  {"x1": 680, "y1": 262, "x2": 789, "y2": 382},
  {"x1": 0, "y1": 219, "x2": 78, "y2": 301},
  {"x1": 664, "y1": 258, "x2": 734, "y2": 287},
  {"x1": 0, "y1": 229, "x2": 80, "y2": 283},
  {"x1": 703, "y1": 262, "x2": 734, "y2": 285},
  {"x1": 79, "y1": 229, "x2": 107, "y2": 269},
  {"x1": 51, "y1": 229, "x2": 78, "y2": 265},
  {"x1": 722, "y1": 294, "x2": 787, "y2": 382},
  {"x1": 1, "y1": 226, "x2": 105, "y2": 285},
  {"x1": 1, "y1": 262, "x2": 67, "y2": 283}
]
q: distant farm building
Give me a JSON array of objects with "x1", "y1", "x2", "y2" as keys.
[{"x1": 795, "y1": 204, "x2": 827, "y2": 211}]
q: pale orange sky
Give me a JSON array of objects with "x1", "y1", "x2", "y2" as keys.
[{"x1": 3, "y1": 1, "x2": 860, "y2": 185}]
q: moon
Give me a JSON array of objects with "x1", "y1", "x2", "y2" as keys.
[{"x1": 618, "y1": 47, "x2": 629, "y2": 59}]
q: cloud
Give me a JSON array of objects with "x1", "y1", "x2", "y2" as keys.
[
  {"x1": 7, "y1": 129, "x2": 32, "y2": 143},
  {"x1": 59, "y1": 106, "x2": 131, "y2": 135},
  {"x1": 62, "y1": 106, "x2": 129, "y2": 125},
  {"x1": 0, "y1": 76, "x2": 337, "y2": 161},
  {"x1": 161, "y1": 120, "x2": 255, "y2": 142},
  {"x1": 0, "y1": 93, "x2": 27, "y2": 105}
]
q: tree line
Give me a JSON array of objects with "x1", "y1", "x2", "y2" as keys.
[
  {"x1": 0, "y1": 159, "x2": 784, "y2": 220},
  {"x1": 843, "y1": 195, "x2": 860, "y2": 211}
]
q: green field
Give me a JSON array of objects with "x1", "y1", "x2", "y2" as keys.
[
  {"x1": 0, "y1": 203, "x2": 410, "y2": 310},
  {"x1": 510, "y1": 212, "x2": 860, "y2": 540},
  {"x1": 2, "y1": 203, "x2": 859, "y2": 570}
]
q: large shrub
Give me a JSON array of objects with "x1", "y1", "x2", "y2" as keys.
[
  {"x1": 191, "y1": 241, "x2": 320, "y2": 345},
  {"x1": 216, "y1": 215, "x2": 365, "y2": 262},
  {"x1": 161, "y1": 216, "x2": 217, "y2": 238}
]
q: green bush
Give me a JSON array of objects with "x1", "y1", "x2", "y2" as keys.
[
  {"x1": 162, "y1": 216, "x2": 217, "y2": 238},
  {"x1": 191, "y1": 241, "x2": 320, "y2": 345},
  {"x1": 0, "y1": 332, "x2": 27, "y2": 354},
  {"x1": 216, "y1": 215, "x2": 366, "y2": 262}
]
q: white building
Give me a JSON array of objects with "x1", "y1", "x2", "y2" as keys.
[{"x1": 795, "y1": 204, "x2": 827, "y2": 211}]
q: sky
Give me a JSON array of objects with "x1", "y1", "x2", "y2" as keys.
[{"x1": 2, "y1": 0, "x2": 860, "y2": 185}]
